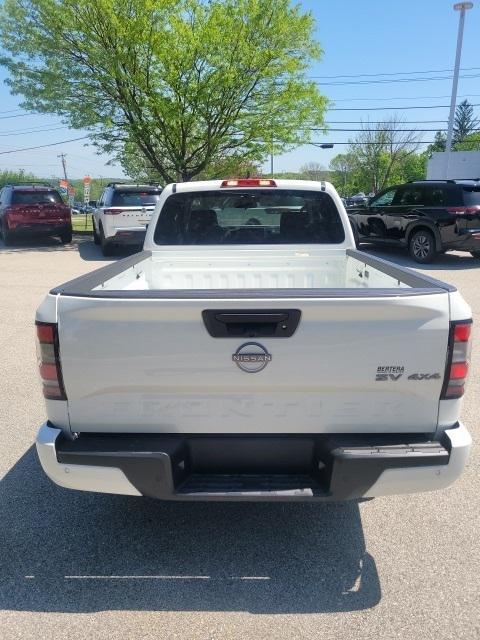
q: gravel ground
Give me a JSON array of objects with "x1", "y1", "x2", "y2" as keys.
[{"x1": 0, "y1": 237, "x2": 479, "y2": 640}]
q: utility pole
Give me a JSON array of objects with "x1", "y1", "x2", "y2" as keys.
[
  {"x1": 444, "y1": 2, "x2": 473, "y2": 177},
  {"x1": 270, "y1": 134, "x2": 274, "y2": 178},
  {"x1": 57, "y1": 153, "x2": 68, "y2": 181}
]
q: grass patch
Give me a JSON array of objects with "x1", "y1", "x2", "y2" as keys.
[{"x1": 72, "y1": 215, "x2": 93, "y2": 232}]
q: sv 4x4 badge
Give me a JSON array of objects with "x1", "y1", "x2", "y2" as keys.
[{"x1": 375, "y1": 366, "x2": 440, "y2": 381}]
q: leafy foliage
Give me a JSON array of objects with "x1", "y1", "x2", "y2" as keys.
[
  {"x1": 0, "y1": 0, "x2": 327, "y2": 182},
  {"x1": 453, "y1": 99, "x2": 479, "y2": 146},
  {"x1": 329, "y1": 117, "x2": 422, "y2": 194}
]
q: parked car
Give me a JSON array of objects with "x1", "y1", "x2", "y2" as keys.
[
  {"x1": 35, "y1": 178, "x2": 471, "y2": 502},
  {"x1": 0, "y1": 183, "x2": 72, "y2": 245},
  {"x1": 350, "y1": 192, "x2": 369, "y2": 206},
  {"x1": 92, "y1": 183, "x2": 163, "y2": 256},
  {"x1": 348, "y1": 179, "x2": 480, "y2": 263}
]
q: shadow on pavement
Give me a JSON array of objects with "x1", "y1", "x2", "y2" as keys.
[
  {"x1": 362, "y1": 244, "x2": 480, "y2": 271},
  {"x1": 0, "y1": 237, "x2": 77, "y2": 254},
  {"x1": 1, "y1": 447, "x2": 381, "y2": 614},
  {"x1": 76, "y1": 237, "x2": 139, "y2": 261}
]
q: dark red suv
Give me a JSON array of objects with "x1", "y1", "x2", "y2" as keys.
[{"x1": 0, "y1": 183, "x2": 72, "y2": 245}]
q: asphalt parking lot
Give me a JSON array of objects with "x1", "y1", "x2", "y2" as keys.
[{"x1": 1, "y1": 236, "x2": 479, "y2": 640}]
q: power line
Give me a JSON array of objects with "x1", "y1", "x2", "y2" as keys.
[
  {"x1": 311, "y1": 141, "x2": 437, "y2": 145},
  {"x1": 328, "y1": 103, "x2": 480, "y2": 111},
  {"x1": 313, "y1": 127, "x2": 471, "y2": 132},
  {"x1": 307, "y1": 66, "x2": 480, "y2": 79},
  {"x1": 312, "y1": 73, "x2": 480, "y2": 86},
  {"x1": 0, "y1": 126, "x2": 67, "y2": 137},
  {"x1": 0, "y1": 136, "x2": 89, "y2": 155},
  {"x1": 0, "y1": 112, "x2": 43, "y2": 121},
  {"x1": 325, "y1": 120, "x2": 448, "y2": 124},
  {"x1": 329, "y1": 93, "x2": 480, "y2": 103}
]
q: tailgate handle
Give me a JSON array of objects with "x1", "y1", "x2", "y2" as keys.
[{"x1": 202, "y1": 309, "x2": 301, "y2": 338}]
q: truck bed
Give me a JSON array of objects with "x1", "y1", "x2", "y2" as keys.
[{"x1": 51, "y1": 248, "x2": 455, "y2": 298}]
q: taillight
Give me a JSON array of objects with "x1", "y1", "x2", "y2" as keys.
[
  {"x1": 220, "y1": 179, "x2": 277, "y2": 187},
  {"x1": 36, "y1": 321, "x2": 66, "y2": 400},
  {"x1": 447, "y1": 206, "x2": 480, "y2": 215},
  {"x1": 441, "y1": 320, "x2": 472, "y2": 399},
  {"x1": 103, "y1": 208, "x2": 127, "y2": 215}
]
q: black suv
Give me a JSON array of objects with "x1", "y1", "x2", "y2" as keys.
[{"x1": 348, "y1": 179, "x2": 480, "y2": 263}]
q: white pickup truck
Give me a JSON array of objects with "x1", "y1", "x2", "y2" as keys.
[{"x1": 35, "y1": 179, "x2": 472, "y2": 501}]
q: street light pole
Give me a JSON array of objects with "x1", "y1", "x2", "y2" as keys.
[{"x1": 444, "y1": 2, "x2": 473, "y2": 177}]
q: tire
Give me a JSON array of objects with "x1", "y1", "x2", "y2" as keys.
[
  {"x1": 1, "y1": 218, "x2": 13, "y2": 246},
  {"x1": 470, "y1": 251, "x2": 480, "y2": 259},
  {"x1": 60, "y1": 230, "x2": 73, "y2": 244},
  {"x1": 100, "y1": 224, "x2": 114, "y2": 256},
  {"x1": 408, "y1": 229, "x2": 436, "y2": 264},
  {"x1": 92, "y1": 218, "x2": 100, "y2": 245}
]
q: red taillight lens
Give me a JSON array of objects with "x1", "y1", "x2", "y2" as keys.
[
  {"x1": 447, "y1": 206, "x2": 480, "y2": 215},
  {"x1": 454, "y1": 323, "x2": 471, "y2": 342},
  {"x1": 36, "y1": 321, "x2": 66, "y2": 401},
  {"x1": 450, "y1": 361, "x2": 469, "y2": 379},
  {"x1": 442, "y1": 320, "x2": 472, "y2": 400},
  {"x1": 220, "y1": 179, "x2": 277, "y2": 188}
]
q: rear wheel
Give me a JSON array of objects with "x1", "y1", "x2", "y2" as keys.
[
  {"x1": 1, "y1": 218, "x2": 13, "y2": 246},
  {"x1": 60, "y1": 230, "x2": 72, "y2": 244},
  {"x1": 470, "y1": 251, "x2": 480, "y2": 259},
  {"x1": 92, "y1": 218, "x2": 100, "y2": 245},
  {"x1": 100, "y1": 224, "x2": 114, "y2": 256},
  {"x1": 408, "y1": 229, "x2": 436, "y2": 264}
]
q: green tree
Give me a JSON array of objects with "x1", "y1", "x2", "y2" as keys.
[
  {"x1": 299, "y1": 161, "x2": 329, "y2": 181},
  {"x1": 426, "y1": 130, "x2": 446, "y2": 156},
  {"x1": 0, "y1": 169, "x2": 40, "y2": 188},
  {"x1": 0, "y1": 0, "x2": 327, "y2": 183},
  {"x1": 329, "y1": 153, "x2": 357, "y2": 195},
  {"x1": 453, "y1": 99, "x2": 479, "y2": 146}
]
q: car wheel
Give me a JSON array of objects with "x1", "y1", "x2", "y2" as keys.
[
  {"x1": 92, "y1": 218, "x2": 100, "y2": 245},
  {"x1": 408, "y1": 229, "x2": 436, "y2": 263},
  {"x1": 100, "y1": 224, "x2": 114, "y2": 256},
  {"x1": 60, "y1": 230, "x2": 73, "y2": 244},
  {"x1": 470, "y1": 251, "x2": 480, "y2": 259},
  {"x1": 2, "y1": 218, "x2": 13, "y2": 246}
]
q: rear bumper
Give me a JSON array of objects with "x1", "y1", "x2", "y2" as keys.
[
  {"x1": 106, "y1": 227, "x2": 146, "y2": 245},
  {"x1": 7, "y1": 223, "x2": 71, "y2": 236},
  {"x1": 446, "y1": 229, "x2": 480, "y2": 251},
  {"x1": 36, "y1": 423, "x2": 471, "y2": 501}
]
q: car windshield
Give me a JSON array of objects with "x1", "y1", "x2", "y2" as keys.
[
  {"x1": 463, "y1": 187, "x2": 480, "y2": 206},
  {"x1": 154, "y1": 189, "x2": 345, "y2": 245},
  {"x1": 11, "y1": 190, "x2": 63, "y2": 205},
  {"x1": 111, "y1": 190, "x2": 162, "y2": 207}
]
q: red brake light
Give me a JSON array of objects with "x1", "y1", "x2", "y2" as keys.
[
  {"x1": 450, "y1": 362, "x2": 469, "y2": 379},
  {"x1": 36, "y1": 323, "x2": 55, "y2": 343},
  {"x1": 36, "y1": 321, "x2": 67, "y2": 400},
  {"x1": 454, "y1": 323, "x2": 471, "y2": 342},
  {"x1": 442, "y1": 320, "x2": 472, "y2": 400},
  {"x1": 447, "y1": 206, "x2": 480, "y2": 215},
  {"x1": 220, "y1": 179, "x2": 277, "y2": 188}
]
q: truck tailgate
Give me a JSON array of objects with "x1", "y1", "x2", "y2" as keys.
[{"x1": 57, "y1": 293, "x2": 450, "y2": 434}]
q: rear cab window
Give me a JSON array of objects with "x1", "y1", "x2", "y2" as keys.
[
  {"x1": 11, "y1": 190, "x2": 63, "y2": 205},
  {"x1": 111, "y1": 190, "x2": 162, "y2": 207},
  {"x1": 154, "y1": 189, "x2": 345, "y2": 245}
]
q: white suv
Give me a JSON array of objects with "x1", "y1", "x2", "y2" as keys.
[{"x1": 92, "y1": 183, "x2": 162, "y2": 255}]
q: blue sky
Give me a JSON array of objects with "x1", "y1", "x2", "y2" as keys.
[{"x1": 0, "y1": 0, "x2": 478, "y2": 179}]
